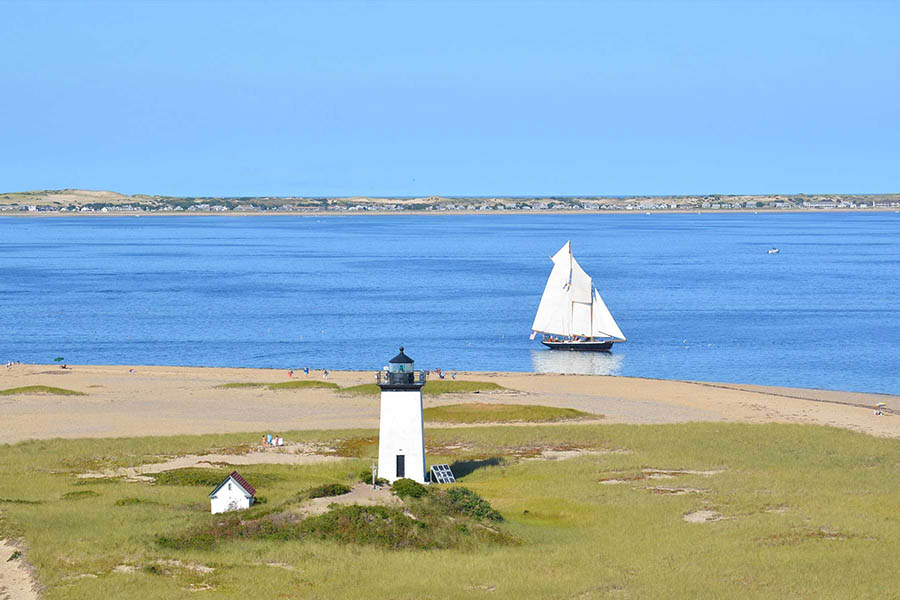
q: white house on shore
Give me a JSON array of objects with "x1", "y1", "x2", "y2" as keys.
[{"x1": 209, "y1": 471, "x2": 256, "y2": 514}]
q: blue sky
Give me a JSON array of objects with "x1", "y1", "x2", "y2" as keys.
[{"x1": 1, "y1": 0, "x2": 898, "y2": 197}]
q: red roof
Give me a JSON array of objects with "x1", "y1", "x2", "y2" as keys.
[{"x1": 229, "y1": 470, "x2": 256, "y2": 496}]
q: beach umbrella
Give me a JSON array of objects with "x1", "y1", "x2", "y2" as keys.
[
  {"x1": 54, "y1": 357, "x2": 65, "y2": 362},
  {"x1": 875, "y1": 402, "x2": 887, "y2": 408}
]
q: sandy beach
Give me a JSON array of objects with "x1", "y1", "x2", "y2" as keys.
[{"x1": 1, "y1": 363, "x2": 897, "y2": 444}]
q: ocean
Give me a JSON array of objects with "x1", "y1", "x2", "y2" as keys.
[{"x1": 1, "y1": 213, "x2": 898, "y2": 394}]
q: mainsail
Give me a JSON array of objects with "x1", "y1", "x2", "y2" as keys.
[{"x1": 531, "y1": 242, "x2": 626, "y2": 341}]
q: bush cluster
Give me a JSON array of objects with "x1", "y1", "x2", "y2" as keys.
[
  {"x1": 357, "y1": 468, "x2": 388, "y2": 486},
  {"x1": 444, "y1": 487, "x2": 503, "y2": 521},
  {"x1": 391, "y1": 478, "x2": 427, "y2": 499},
  {"x1": 306, "y1": 483, "x2": 351, "y2": 499}
]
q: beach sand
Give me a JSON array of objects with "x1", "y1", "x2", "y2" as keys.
[{"x1": 1, "y1": 363, "x2": 897, "y2": 444}]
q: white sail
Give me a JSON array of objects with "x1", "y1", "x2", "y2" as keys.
[
  {"x1": 531, "y1": 251, "x2": 572, "y2": 335},
  {"x1": 591, "y1": 289, "x2": 626, "y2": 340},
  {"x1": 571, "y1": 301, "x2": 592, "y2": 336},
  {"x1": 569, "y1": 256, "x2": 593, "y2": 304}
]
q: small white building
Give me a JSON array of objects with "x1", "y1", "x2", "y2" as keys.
[
  {"x1": 376, "y1": 347, "x2": 427, "y2": 484},
  {"x1": 209, "y1": 471, "x2": 256, "y2": 514}
]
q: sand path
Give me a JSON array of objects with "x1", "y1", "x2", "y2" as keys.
[
  {"x1": 0, "y1": 538, "x2": 38, "y2": 600},
  {"x1": 1, "y1": 364, "x2": 897, "y2": 444}
]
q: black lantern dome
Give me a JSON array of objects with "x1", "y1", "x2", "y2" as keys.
[
  {"x1": 377, "y1": 346, "x2": 426, "y2": 390},
  {"x1": 389, "y1": 346, "x2": 414, "y2": 373}
]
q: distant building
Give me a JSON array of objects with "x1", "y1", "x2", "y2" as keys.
[{"x1": 209, "y1": 471, "x2": 256, "y2": 514}]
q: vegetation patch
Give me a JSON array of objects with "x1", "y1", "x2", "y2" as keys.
[
  {"x1": 391, "y1": 478, "x2": 428, "y2": 499},
  {"x1": 151, "y1": 468, "x2": 280, "y2": 487},
  {"x1": 115, "y1": 497, "x2": 162, "y2": 506},
  {"x1": 0, "y1": 385, "x2": 85, "y2": 396},
  {"x1": 341, "y1": 383, "x2": 380, "y2": 395},
  {"x1": 423, "y1": 380, "x2": 506, "y2": 395},
  {"x1": 424, "y1": 403, "x2": 596, "y2": 424},
  {"x1": 330, "y1": 436, "x2": 377, "y2": 457},
  {"x1": 72, "y1": 477, "x2": 122, "y2": 486},
  {"x1": 304, "y1": 483, "x2": 351, "y2": 499},
  {"x1": 343, "y1": 380, "x2": 507, "y2": 396},
  {"x1": 62, "y1": 490, "x2": 100, "y2": 500},
  {"x1": 357, "y1": 467, "x2": 388, "y2": 486},
  {"x1": 440, "y1": 487, "x2": 503, "y2": 521},
  {"x1": 216, "y1": 381, "x2": 339, "y2": 391},
  {"x1": 0, "y1": 498, "x2": 42, "y2": 505},
  {"x1": 158, "y1": 494, "x2": 513, "y2": 552},
  {"x1": 215, "y1": 382, "x2": 266, "y2": 389}
]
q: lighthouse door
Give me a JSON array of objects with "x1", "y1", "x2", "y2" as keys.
[{"x1": 396, "y1": 455, "x2": 405, "y2": 478}]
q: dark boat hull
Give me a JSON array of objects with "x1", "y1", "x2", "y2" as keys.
[{"x1": 541, "y1": 340, "x2": 617, "y2": 352}]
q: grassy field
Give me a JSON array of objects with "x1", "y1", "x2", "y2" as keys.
[
  {"x1": 1, "y1": 423, "x2": 899, "y2": 598},
  {"x1": 423, "y1": 403, "x2": 597, "y2": 423},
  {"x1": 0, "y1": 385, "x2": 85, "y2": 396}
]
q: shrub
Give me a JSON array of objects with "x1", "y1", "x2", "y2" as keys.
[
  {"x1": 357, "y1": 468, "x2": 388, "y2": 486},
  {"x1": 306, "y1": 483, "x2": 351, "y2": 499},
  {"x1": 391, "y1": 478, "x2": 427, "y2": 499},
  {"x1": 445, "y1": 487, "x2": 503, "y2": 521}
]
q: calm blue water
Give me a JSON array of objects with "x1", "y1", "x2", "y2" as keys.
[{"x1": 1, "y1": 214, "x2": 898, "y2": 394}]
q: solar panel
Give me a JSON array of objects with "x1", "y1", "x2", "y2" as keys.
[{"x1": 430, "y1": 464, "x2": 456, "y2": 484}]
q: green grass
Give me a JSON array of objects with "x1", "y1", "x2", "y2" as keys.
[
  {"x1": 424, "y1": 402, "x2": 597, "y2": 423},
  {"x1": 216, "y1": 380, "x2": 339, "y2": 391},
  {"x1": 343, "y1": 380, "x2": 506, "y2": 396},
  {"x1": 0, "y1": 385, "x2": 85, "y2": 396},
  {"x1": 2, "y1": 423, "x2": 900, "y2": 598},
  {"x1": 151, "y1": 468, "x2": 281, "y2": 487}
]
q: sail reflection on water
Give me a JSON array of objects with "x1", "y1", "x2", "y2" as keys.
[{"x1": 530, "y1": 349, "x2": 624, "y2": 375}]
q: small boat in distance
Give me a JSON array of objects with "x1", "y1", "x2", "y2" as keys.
[
  {"x1": 531, "y1": 242, "x2": 626, "y2": 352},
  {"x1": 767, "y1": 247, "x2": 780, "y2": 254}
]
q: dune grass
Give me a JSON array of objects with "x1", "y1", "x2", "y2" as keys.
[
  {"x1": 2, "y1": 423, "x2": 900, "y2": 598},
  {"x1": 424, "y1": 402, "x2": 597, "y2": 423},
  {"x1": 343, "y1": 380, "x2": 506, "y2": 396},
  {"x1": 216, "y1": 380, "x2": 339, "y2": 391},
  {"x1": 0, "y1": 385, "x2": 85, "y2": 396}
]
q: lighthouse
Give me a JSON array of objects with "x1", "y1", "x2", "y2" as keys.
[{"x1": 376, "y1": 347, "x2": 427, "y2": 483}]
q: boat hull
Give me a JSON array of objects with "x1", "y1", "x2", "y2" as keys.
[{"x1": 541, "y1": 340, "x2": 618, "y2": 352}]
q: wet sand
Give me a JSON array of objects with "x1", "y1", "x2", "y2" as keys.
[{"x1": 1, "y1": 363, "x2": 897, "y2": 444}]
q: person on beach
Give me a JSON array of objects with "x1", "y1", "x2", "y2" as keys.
[
  {"x1": 451, "y1": 371, "x2": 457, "y2": 380},
  {"x1": 267, "y1": 433, "x2": 273, "y2": 446},
  {"x1": 304, "y1": 367, "x2": 309, "y2": 376},
  {"x1": 262, "y1": 434, "x2": 267, "y2": 447},
  {"x1": 323, "y1": 370, "x2": 329, "y2": 378},
  {"x1": 288, "y1": 369, "x2": 293, "y2": 378}
]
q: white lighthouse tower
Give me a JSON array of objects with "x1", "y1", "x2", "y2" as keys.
[{"x1": 376, "y1": 347, "x2": 427, "y2": 484}]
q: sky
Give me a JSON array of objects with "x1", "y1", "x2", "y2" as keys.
[{"x1": 1, "y1": 0, "x2": 898, "y2": 197}]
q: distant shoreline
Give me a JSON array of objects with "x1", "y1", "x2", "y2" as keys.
[
  {"x1": 2, "y1": 363, "x2": 897, "y2": 444},
  {"x1": 4, "y1": 207, "x2": 900, "y2": 218}
]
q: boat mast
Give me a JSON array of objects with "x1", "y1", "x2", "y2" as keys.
[{"x1": 568, "y1": 243, "x2": 574, "y2": 340}]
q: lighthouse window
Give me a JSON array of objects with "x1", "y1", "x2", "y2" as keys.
[{"x1": 396, "y1": 455, "x2": 405, "y2": 478}]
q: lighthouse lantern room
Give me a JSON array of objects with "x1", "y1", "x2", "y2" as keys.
[{"x1": 376, "y1": 346, "x2": 427, "y2": 483}]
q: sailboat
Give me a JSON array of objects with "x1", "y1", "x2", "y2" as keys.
[{"x1": 531, "y1": 241, "x2": 626, "y2": 352}]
